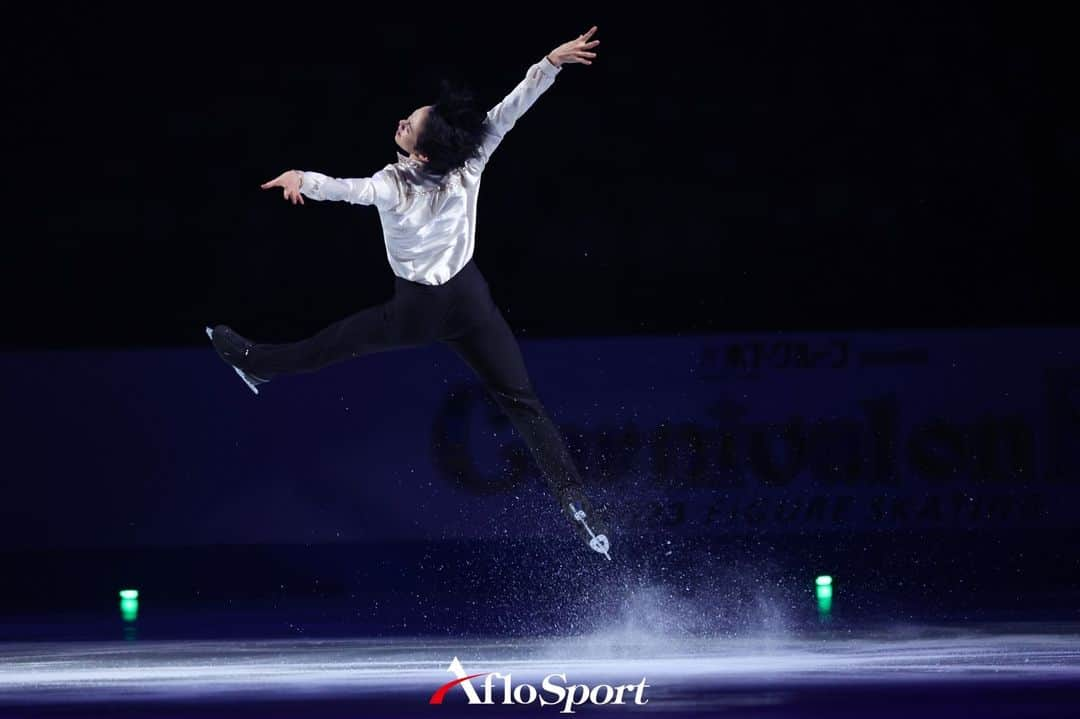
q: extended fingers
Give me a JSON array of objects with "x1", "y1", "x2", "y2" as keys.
[
  {"x1": 263, "y1": 178, "x2": 301, "y2": 203},
  {"x1": 263, "y1": 170, "x2": 302, "y2": 203},
  {"x1": 576, "y1": 35, "x2": 599, "y2": 63}
]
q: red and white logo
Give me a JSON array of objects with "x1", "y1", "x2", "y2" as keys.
[{"x1": 430, "y1": 656, "x2": 649, "y2": 713}]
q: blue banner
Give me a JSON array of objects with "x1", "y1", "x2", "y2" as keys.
[{"x1": 2, "y1": 327, "x2": 1078, "y2": 549}]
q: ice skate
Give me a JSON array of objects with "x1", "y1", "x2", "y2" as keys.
[
  {"x1": 205, "y1": 325, "x2": 270, "y2": 395},
  {"x1": 558, "y1": 487, "x2": 612, "y2": 560}
]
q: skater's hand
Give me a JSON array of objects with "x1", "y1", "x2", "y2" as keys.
[
  {"x1": 261, "y1": 170, "x2": 305, "y2": 205},
  {"x1": 547, "y1": 25, "x2": 599, "y2": 68}
]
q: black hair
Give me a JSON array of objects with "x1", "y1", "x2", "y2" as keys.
[{"x1": 415, "y1": 78, "x2": 487, "y2": 176}]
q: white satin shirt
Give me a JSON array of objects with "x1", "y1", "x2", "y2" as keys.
[{"x1": 298, "y1": 55, "x2": 563, "y2": 285}]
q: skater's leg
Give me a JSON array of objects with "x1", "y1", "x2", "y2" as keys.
[
  {"x1": 443, "y1": 306, "x2": 583, "y2": 496},
  {"x1": 441, "y1": 304, "x2": 611, "y2": 555},
  {"x1": 231, "y1": 288, "x2": 439, "y2": 379}
]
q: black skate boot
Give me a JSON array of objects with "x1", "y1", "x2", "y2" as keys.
[
  {"x1": 205, "y1": 325, "x2": 270, "y2": 395},
  {"x1": 557, "y1": 486, "x2": 612, "y2": 561}
]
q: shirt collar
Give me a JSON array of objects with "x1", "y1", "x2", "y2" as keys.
[{"x1": 396, "y1": 152, "x2": 457, "y2": 182}]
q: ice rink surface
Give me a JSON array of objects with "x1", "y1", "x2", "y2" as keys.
[{"x1": 2, "y1": 622, "x2": 1079, "y2": 717}]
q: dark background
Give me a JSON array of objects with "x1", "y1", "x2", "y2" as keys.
[{"x1": 3, "y1": 2, "x2": 1074, "y2": 350}]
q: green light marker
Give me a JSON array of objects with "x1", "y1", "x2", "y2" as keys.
[
  {"x1": 120, "y1": 597, "x2": 139, "y2": 622},
  {"x1": 118, "y1": 589, "x2": 139, "y2": 622},
  {"x1": 815, "y1": 575, "x2": 833, "y2": 617}
]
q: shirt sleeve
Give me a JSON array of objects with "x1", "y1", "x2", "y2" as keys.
[
  {"x1": 475, "y1": 55, "x2": 562, "y2": 171},
  {"x1": 298, "y1": 166, "x2": 400, "y2": 211}
]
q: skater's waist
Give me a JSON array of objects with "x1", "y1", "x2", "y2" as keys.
[{"x1": 394, "y1": 256, "x2": 479, "y2": 289}]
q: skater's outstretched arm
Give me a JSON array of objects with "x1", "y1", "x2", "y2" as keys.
[
  {"x1": 260, "y1": 168, "x2": 400, "y2": 211},
  {"x1": 477, "y1": 25, "x2": 600, "y2": 170}
]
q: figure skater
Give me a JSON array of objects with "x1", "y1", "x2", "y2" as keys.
[{"x1": 207, "y1": 26, "x2": 611, "y2": 559}]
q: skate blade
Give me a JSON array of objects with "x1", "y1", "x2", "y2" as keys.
[
  {"x1": 233, "y1": 366, "x2": 261, "y2": 394},
  {"x1": 206, "y1": 326, "x2": 260, "y2": 395},
  {"x1": 569, "y1": 501, "x2": 612, "y2": 560},
  {"x1": 590, "y1": 534, "x2": 612, "y2": 560}
]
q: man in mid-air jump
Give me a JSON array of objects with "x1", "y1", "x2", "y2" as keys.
[{"x1": 208, "y1": 26, "x2": 611, "y2": 559}]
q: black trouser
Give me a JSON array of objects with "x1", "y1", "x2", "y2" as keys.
[{"x1": 237, "y1": 258, "x2": 585, "y2": 500}]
